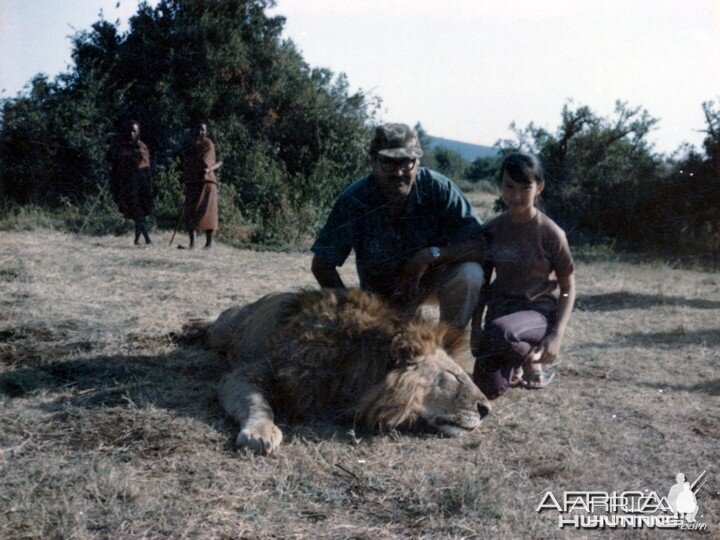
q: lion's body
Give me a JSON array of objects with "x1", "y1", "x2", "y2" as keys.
[{"x1": 196, "y1": 289, "x2": 489, "y2": 454}]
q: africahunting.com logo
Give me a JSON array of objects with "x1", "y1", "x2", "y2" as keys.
[{"x1": 537, "y1": 470, "x2": 709, "y2": 530}]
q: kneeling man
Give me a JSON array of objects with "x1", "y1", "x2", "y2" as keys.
[{"x1": 311, "y1": 123, "x2": 486, "y2": 330}]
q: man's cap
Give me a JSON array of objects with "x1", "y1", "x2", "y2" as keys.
[{"x1": 369, "y1": 123, "x2": 424, "y2": 159}]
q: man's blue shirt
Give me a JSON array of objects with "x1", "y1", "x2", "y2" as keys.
[{"x1": 311, "y1": 167, "x2": 484, "y2": 298}]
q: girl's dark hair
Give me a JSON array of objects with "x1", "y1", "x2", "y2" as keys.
[{"x1": 498, "y1": 152, "x2": 544, "y2": 185}]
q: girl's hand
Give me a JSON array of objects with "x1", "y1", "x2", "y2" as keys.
[{"x1": 538, "y1": 333, "x2": 563, "y2": 364}]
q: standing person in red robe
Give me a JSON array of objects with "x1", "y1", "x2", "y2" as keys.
[
  {"x1": 180, "y1": 122, "x2": 219, "y2": 250},
  {"x1": 108, "y1": 119, "x2": 153, "y2": 245}
]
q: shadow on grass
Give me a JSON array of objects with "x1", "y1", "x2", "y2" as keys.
[
  {"x1": 623, "y1": 328, "x2": 720, "y2": 348},
  {"x1": 635, "y1": 378, "x2": 720, "y2": 396},
  {"x1": 0, "y1": 344, "x2": 376, "y2": 448},
  {"x1": 576, "y1": 292, "x2": 720, "y2": 311},
  {"x1": 575, "y1": 328, "x2": 720, "y2": 353},
  {"x1": 0, "y1": 349, "x2": 228, "y2": 410}
]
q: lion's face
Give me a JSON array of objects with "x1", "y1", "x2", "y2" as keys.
[
  {"x1": 360, "y1": 330, "x2": 491, "y2": 436},
  {"x1": 414, "y1": 349, "x2": 490, "y2": 436}
]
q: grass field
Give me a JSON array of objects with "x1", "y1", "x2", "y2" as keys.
[{"x1": 1, "y1": 227, "x2": 718, "y2": 538}]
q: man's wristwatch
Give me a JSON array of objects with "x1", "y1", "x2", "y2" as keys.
[{"x1": 428, "y1": 246, "x2": 441, "y2": 260}]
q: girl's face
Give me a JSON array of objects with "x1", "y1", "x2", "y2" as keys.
[{"x1": 500, "y1": 171, "x2": 544, "y2": 221}]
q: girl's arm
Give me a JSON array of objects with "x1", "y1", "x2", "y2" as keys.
[
  {"x1": 539, "y1": 272, "x2": 575, "y2": 364},
  {"x1": 470, "y1": 262, "x2": 494, "y2": 358}
]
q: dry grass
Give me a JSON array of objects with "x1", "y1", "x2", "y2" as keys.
[
  {"x1": 463, "y1": 192, "x2": 498, "y2": 223},
  {"x1": 1, "y1": 229, "x2": 719, "y2": 538}
]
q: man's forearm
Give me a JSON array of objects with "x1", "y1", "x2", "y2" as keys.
[{"x1": 311, "y1": 256, "x2": 346, "y2": 289}]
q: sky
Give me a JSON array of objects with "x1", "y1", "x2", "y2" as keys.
[{"x1": 1, "y1": 0, "x2": 719, "y2": 154}]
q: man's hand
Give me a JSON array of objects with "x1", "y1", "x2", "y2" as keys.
[
  {"x1": 399, "y1": 248, "x2": 434, "y2": 303},
  {"x1": 311, "y1": 255, "x2": 346, "y2": 289}
]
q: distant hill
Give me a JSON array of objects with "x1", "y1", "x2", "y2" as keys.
[{"x1": 428, "y1": 136, "x2": 498, "y2": 161}]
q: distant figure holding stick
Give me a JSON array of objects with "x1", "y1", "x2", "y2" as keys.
[
  {"x1": 179, "y1": 122, "x2": 221, "y2": 250},
  {"x1": 108, "y1": 119, "x2": 154, "y2": 246}
]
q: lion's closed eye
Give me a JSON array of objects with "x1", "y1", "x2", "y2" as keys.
[{"x1": 438, "y1": 370, "x2": 460, "y2": 389}]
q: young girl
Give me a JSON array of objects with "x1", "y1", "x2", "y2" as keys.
[{"x1": 472, "y1": 152, "x2": 576, "y2": 399}]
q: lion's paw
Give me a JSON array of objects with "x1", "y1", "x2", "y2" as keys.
[{"x1": 236, "y1": 421, "x2": 283, "y2": 455}]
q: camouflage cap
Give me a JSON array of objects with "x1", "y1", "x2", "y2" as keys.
[{"x1": 369, "y1": 123, "x2": 424, "y2": 159}]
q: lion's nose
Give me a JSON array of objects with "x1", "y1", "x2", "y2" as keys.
[{"x1": 477, "y1": 402, "x2": 490, "y2": 418}]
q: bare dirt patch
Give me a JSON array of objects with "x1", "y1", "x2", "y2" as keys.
[{"x1": 0, "y1": 229, "x2": 718, "y2": 538}]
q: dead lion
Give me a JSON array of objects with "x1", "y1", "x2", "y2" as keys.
[{"x1": 188, "y1": 288, "x2": 490, "y2": 454}]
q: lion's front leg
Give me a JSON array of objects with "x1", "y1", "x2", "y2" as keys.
[{"x1": 218, "y1": 367, "x2": 283, "y2": 455}]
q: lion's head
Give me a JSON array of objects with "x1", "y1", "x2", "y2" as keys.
[{"x1": 358, "y1": 322, "x2": 490, "y2": 436}]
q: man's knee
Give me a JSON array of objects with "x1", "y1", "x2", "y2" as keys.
[
  {"x1": 442, "y1": 262, "x2": 484, "y2": 294},
  {"x1": 435, "y1": 262, "x2": 485, "y2": 329}
]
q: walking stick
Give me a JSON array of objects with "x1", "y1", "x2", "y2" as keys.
[{"x1": 168, "y1": 207, "x2": 184, "y2": 247}]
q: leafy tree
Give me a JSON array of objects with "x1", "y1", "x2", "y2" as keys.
[
  {"x1": 411, "y1": 123, "x2": 470, "y2": 180},
  {"x1": 465, "y1": 156, "x2": 500, "y2": 183},
  {"x1": 654, "y1": 99, "x2": 720, "y2": 258},
  {"x1": 413, "y1": 122, "x2": 437, "y2": 171},
  {"x1": 700, "y1": 99, "x2": 720, "y2": 181},
  {"x1": 433, "y1": 147, "x2": 466, "y2": 180}
]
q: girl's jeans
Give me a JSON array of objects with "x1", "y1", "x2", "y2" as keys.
[{"x1": 472, "y1": 307, "x2": 553, "y2": 399}]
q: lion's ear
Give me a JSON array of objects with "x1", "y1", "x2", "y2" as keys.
[
  {"x1": 439, "y1": 324, "x2": 467, "y2": 357},
  {"x1": 390, "y1": 333, "x2": 417, "y2": 366}
]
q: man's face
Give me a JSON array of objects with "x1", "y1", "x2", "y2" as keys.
[
  {"x1": 197, "y1": 123, "x2": 208, "y2": 140},
  {"x1": 129, "y1": 123, "x2": 140, "y2": 143},
  {"x1": 372, "y1": 156, "x2": 419, "y2": 200}
]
